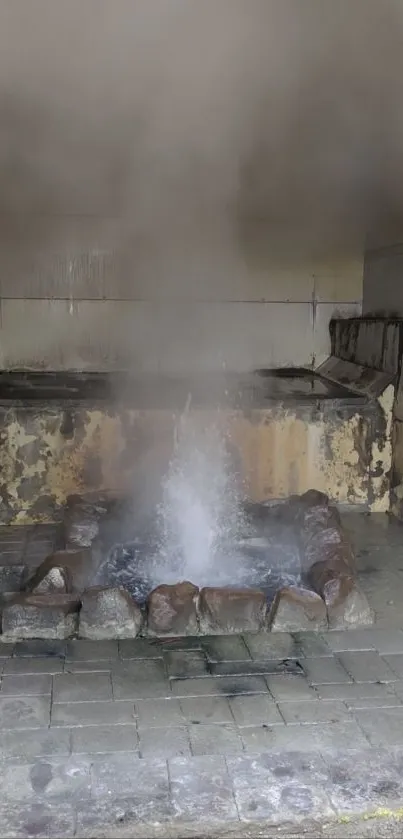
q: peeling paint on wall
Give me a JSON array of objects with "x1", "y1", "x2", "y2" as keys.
[
  {"x1": 369, "y1": 384, "x2": 394, "y2": 512},
  {"x1": 0, "y1": 397, "x2": 388, "y2": 524}
]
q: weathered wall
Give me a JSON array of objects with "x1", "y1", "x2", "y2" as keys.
[
  {"x1": 363, "y1": 243, "x2": 403, "y2": 316},
  {"x1": 0, "y1": 1, "x2": 372, "y2": 374},
  {"x1": 0, "y1": 239, "x2": 362, "y2": 372},
  {"x1": 0, "y1": 394, "x2": 386, "y2": 524}
]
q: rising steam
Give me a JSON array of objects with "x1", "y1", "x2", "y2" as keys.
[{"x1": 1, "y1": 0, "x2": 403, "y2": 280}]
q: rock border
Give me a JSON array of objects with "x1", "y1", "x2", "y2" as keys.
[{"x1": 0, "y1": 491, "x2": 374, "y2": 641}]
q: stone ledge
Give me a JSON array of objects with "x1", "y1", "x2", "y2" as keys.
[
  {"x1": 79, "y1": 586, "x2": 142, "y2": 640},
  {"x1": 268, "y1": 586, "x2": 328, "y2": 632},
  {"x1": 24, "y1": 549, "x2": 93, "y2": 595},
  {"x1": 198, "y1": 587, "x2": 267, "y2": 635},
  {"x1": 1, "y1": 593, "x2": 80, "y2": 640},
  {"x1": 147, "y1": 582, "x2": 198, "y2": 636}
]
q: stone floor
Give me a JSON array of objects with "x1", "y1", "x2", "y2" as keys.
[{"x1": 2, "y1": 513, "x2": 403, "y2": 837}]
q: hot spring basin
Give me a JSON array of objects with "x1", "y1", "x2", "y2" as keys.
[{"x1": 0, "y1": 490, "x2": 374, "y2": 642}]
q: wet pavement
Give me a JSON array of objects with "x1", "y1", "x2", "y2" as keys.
[{"x1": 1, "y1": 512, "x2": 403, "y2": 836}]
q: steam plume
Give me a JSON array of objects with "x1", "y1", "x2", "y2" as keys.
[{"x1": 0, "y1": 0, "x2": 403, "y2": 290}]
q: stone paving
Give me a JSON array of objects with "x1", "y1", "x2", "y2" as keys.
[{"x1": 1, "y1": 513, "x2": 403, "y2": 836}]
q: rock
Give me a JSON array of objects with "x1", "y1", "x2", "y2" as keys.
[
  {"x1": 268, "y1": 586, "x2": 327, "y2": 632},
  {"x1": 297, "y1": 489, "x2": 331, "y2": 508},
  {"x1": 302, "y1": 529, "x2": 355, "y2": 573},
  {"x1": 64, "y1": 493, "x2": 109, "y2": 548},
  {"x1": 327, "y1": 583, "x2": 374, "y2": 629},
  {"x1": 65, "y1": 515, "x2": 100, "y2": 549},
  {"x1": 1, "y1": 594, "x2": 80, "y2": 640},
  {"x1": 79, "y1": 586, "x2": 142, "y2": 640},
  {"x1": 24, "y1": 549, "x2": 93, "y2": 595},
  {"x1": 30, "y1": 566, "x2": 68, "y2": 594},
  {"x1": 295, "y1": 492, "x2": 354, "y2": 574},
  {"x1": 198, "y1": 587, "x2": 267, "y2": 634},
  {"x1": 308, "y1": 558, "x2": 354, "y2": 605},
  {"x1": 147, "y1": 582, "x2": 198, "y2": 636},
  {"x1": 308, "y1": 559, "x2": 374, "y2": 629}
]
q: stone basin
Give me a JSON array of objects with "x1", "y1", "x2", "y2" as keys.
[{"x1": 0, "y1": 489, "x2": 374, "y2": 642}]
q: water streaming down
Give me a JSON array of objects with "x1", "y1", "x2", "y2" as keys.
[{"x1": 98, "y1": 404, "x2": 303, "y2": 604}]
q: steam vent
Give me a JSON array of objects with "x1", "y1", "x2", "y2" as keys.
[{"x1": 0, "y1": 489, "x2": 373, "y2": 642}]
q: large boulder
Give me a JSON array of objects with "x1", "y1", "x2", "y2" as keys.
[
  {"x1": 64, "y1": 506, "x2": 101, "y2": 549},
  {"x1": 327, "y1": 584, "x2": 374, "y2": 629},
  {"x1": 309, "y1": 560, "x2": 373, "y2": 629},
  {"x1": 24, "y1": 549, "x2": 93, "y2": 595},
  {"x1": 1, "y1": 594, "x2": 80, "y2": 640},
  {"x1": 79, "y1": 586, "x2": 142, "y2": 640},
  {"x1": 63, "y1": 493, "x2": 112, "y2": 549},
  {"x1": 198, "y1": 587, "x2": 267, "y2": 634},
  {"x1": 309, "y1": 558, "x2": 354, "y2": 605},
  {"x1": 147, "y1": 582, "x2": 198, "y2": 636},
  {"x1": 294, "y1": 491, "x2": 354, "y2": 574},
  {"x1": 268, "y1": 585, "x2": 327, "y2": 632}
]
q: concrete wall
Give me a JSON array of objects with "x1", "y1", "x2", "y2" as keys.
[
  {"x1": 0, "y1": 224, "x2": 363, "y2": 372},
  {"x1": 363, "y1": 243, "x2": 403, "y2": 316}
]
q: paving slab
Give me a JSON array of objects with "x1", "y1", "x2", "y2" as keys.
[
  {"x1": 279, "y1": 699, "x2": 352, "y2": 725},
  {"x1": 266, "y1": 674, "x2": 318, "y2": 701},
  {"x1": 138, "y1": 725, "x2": 191, "y2": 758},
  {"x1": 90, "y1": 753, "x2": 169, "y2": 799},
  {"x1": 0, "y1": 728, "x2": 71, "y2": 761},
  {"x1": 337, "y1": 651, "x2": 397, "y2": 683},
  {"x1": 75, "y1": 795, "x2": 175, "y2": 835},
  {"x1": 391, "y1": 680, "x2": 403, "y2": 700},
  {"x1": 53, "y1": 672, "x2": 113, "y2": 702},
  {"x1": 189, "y1": 723, "x2": 244, "y2": 755},
  {"x1": 169, "y1": 754, "x2": 239, "y2": 823},
  {"x1": 66, "y1": 639, "x2": 119, "y2": 660},
  {"x1": 171, "y1": 675, "x2": 269, "y2": 697},
  {"x1": 118, "y1": 638, "x2": 163, "y2": 659},
  {"x1": 180, "y1": 696, "x2": 234, "y2": 725},
  {"x1": 135, "y1": 697, "x2": 184, "y2": 727},
  {"x1": 0, "y1": 643, "x2": 15, "y2": 659},
  {"x1": 229, "y1": 693, "x2": 284, "y2": 726},
  {"x1": 0, "y1": 695, "x2": 50, "y2": 729},
  {"x1": 202, "y1": 635, "x2": 252, "y2": 662},
  {"x1": 345, "y1": 695, "x2": 403, "y2": 709},
  {"x1": 354, "y1": 707, "x2": 403, "y2": 746},
  {"x1": 3, "y1": 656, "x2": 64, "y2": 674},
  {"x1": 210, "y1": 658, "x2": 294, "y2": 676},
  {"x1": 383, "y1": 654, "x2": 403, "y2": 678},
  {"x1": 293, "y1": 632, "x2": 334, "y2": 658},
  {"x1": 13, "y1": 639, "x2": 66, "y2": 658},
  {"x1": 326, "y1": 629, "x2": 403, "y2": 654},
  {"x1": 71, "y1": 724, "x2": 138, "y2": 754},
  {"x1": 164, "y1": 649, "x2": 210, "y2": 678},
  {"x1": 0, "y1": 801, "x2": 75, "y2": 839},
  {"x1": 112, "y1": 661, "x2": 171, "y2": 699},
  {"x1": 323, "y1": 748, "x2": 403, "y2": 815},
  {"x1": 65, "y1": 659, "x2": 114, "y2": 673},
  {"x1": 0, "y1": 756, "x2": 91, "y2": 802},
  {"x1": 51, "y1": 699, "x2": 136, "y2": 727},
  {"x1": 244, "y1": 632, "x2": 298, "y2": 660},
  {"x1": 241, "y1": 720, "x2": 370, "y2": 752},
  {"x1": 314, "y1": 681, "x2": 399, "y2": 701},
  {"x1": 302, "y1": 656, "x2": 352, "y2": 684},
  {"x1": 227, "y1": 751, "x2": 333, "y2": 823},
  {"x1": 0, "y1": 674, "x2": 52, "y2": 695}
]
